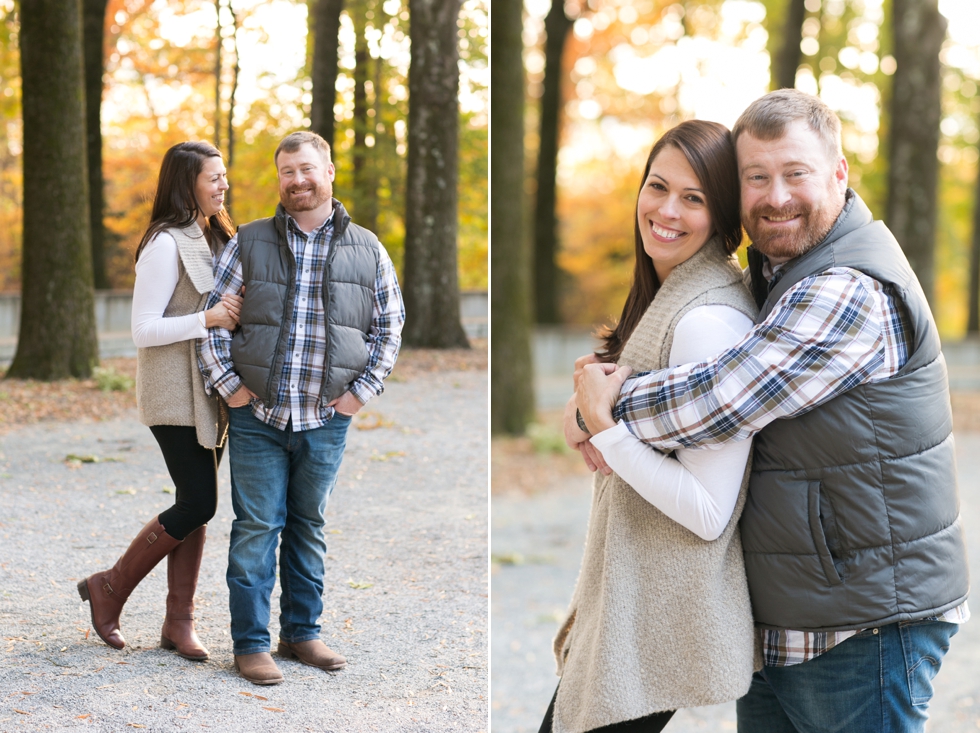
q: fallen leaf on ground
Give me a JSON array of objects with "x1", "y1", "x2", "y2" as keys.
[
  {"x1": 262, "y1": 707, "x2": 285, "y2": 712},
  {"x1": 66, "y1": 454, "x2": 100, "y2": 463},
  {"x1": 238, "y1": 692, "x2": 253, "y2": 697},
  {"x1": 76, "y1": 714, "x2": 91, "y2": 719},
  {"x1": 370, "y1": 450, "x2": 406, "y2": 462},
  {"x1": 354, "y1": 412, "x2": 394, "y2": 431},
  {"x1": 347, "y1": 578, "x2": 373, "y2": 590},
  {"x1": 13, "y1": 710, "x2": 30, "y2": 715}
]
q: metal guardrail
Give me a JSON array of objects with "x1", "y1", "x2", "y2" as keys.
[{"x1": 0, "y1": 290, "x2": 488, "y2": 363}]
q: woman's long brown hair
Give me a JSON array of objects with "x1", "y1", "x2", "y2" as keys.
[
  {"x1": 134, "y1": 141, "x2": 236, "y2": 263},
  {"x1": 596, "y1": 120, "x2": 742, "y2": 363}
]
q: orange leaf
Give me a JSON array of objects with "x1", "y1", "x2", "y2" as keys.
[
  {"x1": 13, "y1": 710, "x2": 30, "y2": 715},
  {"x1": 262, "y1": 707, "x2": 285, "y2": 712},
  {"x1": 77, "y1": 714, "x2": 91, "y2": 719},
  {"x1": 238, "y1": 692, "x2": 253, "y2": 697},
  {"x1": 254, "y1": 695, "x2": 268, "y2": 701}
]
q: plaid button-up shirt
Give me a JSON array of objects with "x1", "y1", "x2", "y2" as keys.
[
  {"x1": 198, "y1": 209, "x2": 404, "y2": 432},
  {"x1": 612, "y1": 265, "x2": 968, "y2": 666}
]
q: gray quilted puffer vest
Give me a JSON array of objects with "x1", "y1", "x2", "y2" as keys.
[
  {"x1": 741, "y1": 191, "x2": 969, "y2": 631},
  {"x1": 230, "y1": 200, "x2": 379, "y2": 407}
]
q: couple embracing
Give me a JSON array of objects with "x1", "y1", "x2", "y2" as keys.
[
  {"x1": 550, "y1": 89, "x2": 969, "y2": 733},
  {"x1": 77, "y1": 131, "x2": 404, "y2": 687}
]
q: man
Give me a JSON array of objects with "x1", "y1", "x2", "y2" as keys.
[
  {"x1": 199, "y1": 131, "x2": 404, "y2": 685},
  {"x1": 568, "y1": 89, "x2": 969, "y2": 731}
]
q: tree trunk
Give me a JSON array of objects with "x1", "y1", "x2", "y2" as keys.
[
  {"x1": 886, "y1": 0, "x2": 946, "y2": 305},
  {"x1": 532, "y1": 0, "x2": 572, "y2": 324},
  {"x1": 402, "y1": 0, "x2": 469, "y2": 348},
  {"x1": 773, "y1": 0, "x2": 806, "y2": 90},
  {"x1": 967, "y1": 116, "x2": 980, "y2": 334},
  {"x1": 225, "y1": 2, "x2": 239, "y2": 216},
  {"x1": 83, "y1": 0, "x2": 108, "y2": 289},
  {"x1": 310, "y1": 0, "x2": 344, "y2": 151},
  {"x1": 214, "y1": 0, "x2": 223, "y2": 149},
  {"x1": 10, "y1": 0, "x2": 99, "y2": 380},
  {"x1": 491, "y1": 0, "x2": 535, "y2": 433},
  {"x1": 351, "y1": 0, "x2": 378, "y2": 232}
]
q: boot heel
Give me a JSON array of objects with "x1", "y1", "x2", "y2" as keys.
[
  {"x1": 160, "y1": 635, "x2": 175, "y2": 651},
  {"x1": 77, "y1": 579, "x2": 90, "y2": 602}
]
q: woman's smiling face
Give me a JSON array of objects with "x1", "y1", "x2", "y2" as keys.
[{"x1": 636, "y1": 144, "x2": 715, "y2": 282}]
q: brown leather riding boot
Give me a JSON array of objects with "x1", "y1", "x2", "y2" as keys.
[
  {"x1": 77, "y1": 516, "x2": 180, "y2": 650},
  {"x1": 160, "y1": 525, "x2": 209, "y2": 661}
]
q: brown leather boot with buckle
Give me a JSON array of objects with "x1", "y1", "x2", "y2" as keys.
[
  {"x1": 160, "y1": 525, "x2": 209, "y2": 661},
  {"x1": 277, "y1": 638, "x2": 347, "y2": 670},
  {"x1": 77, "y1": 516, "x2": 180, "y2": 650}
]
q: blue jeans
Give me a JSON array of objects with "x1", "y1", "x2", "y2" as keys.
[
  {"x1": 737, "y1": 620, "x2": 958, "y2": 733},
  {"x1": 226, "y1": 406, "x2": 351, "y2": 655}
]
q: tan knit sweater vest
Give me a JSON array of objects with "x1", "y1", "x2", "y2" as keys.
[
  {"x1": 551, "y1": 237, "x2": 760, "y2": 733},
  {"x1": 135, "y1": 223, "x2": 228, "y2": 449}
]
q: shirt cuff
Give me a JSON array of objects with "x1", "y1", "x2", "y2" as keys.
[
  {"x1": 348, "y1": 380, "x2": 374, "y2": 406},
  {"x1": 197, "y1": 311, "x2": 207, "y2": 329},
  {"x1": 587, "y1": 420, "x2": 632, "y2": 451},
  {"x1": 212, "y1": 370, "x2": 243, "y2": 400}
]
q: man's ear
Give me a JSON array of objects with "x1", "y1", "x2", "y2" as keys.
[
  {"x1": 328, "y1": 162, "x2": 336, "y2": 182},
  {"x1": 835, "y1": 155, "x2": 849, "y2": 192}
]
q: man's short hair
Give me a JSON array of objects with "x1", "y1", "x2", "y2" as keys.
[
  {"x1": 732, "y1": 89, "x2": 842, "y2": 162},
  {"x1": 274, "y1": 131, "x2": 332, "y2": 166}
]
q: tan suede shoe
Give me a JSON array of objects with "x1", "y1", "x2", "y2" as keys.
[
  {"x1": 277, "y1": 639, "x2": 347, "y2": 670},
  {"x1": 234, "y1": 652, "x2": 284, "y2": 685}
]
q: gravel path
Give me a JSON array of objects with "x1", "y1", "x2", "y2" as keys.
[
  {"x1": 492, "y1": 431, "x2": 980, "y2": 733},
  {"x1": 0, "y1": 369, "x2": 488, "y2": 732}
]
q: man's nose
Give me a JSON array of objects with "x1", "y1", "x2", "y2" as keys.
[{"x1": 765, "y1": 178, "x2": 792, "y2": 208}]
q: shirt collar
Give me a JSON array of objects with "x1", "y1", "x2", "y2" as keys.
[{"x1": 286, "y1": 209, "x2": 336, "y2": 238}]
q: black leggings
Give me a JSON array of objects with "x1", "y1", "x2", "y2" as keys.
[
  {"x1": 151, "y1": 425, "x2": 224, "y2": 541},
  {"x1": 539, "y1": 685, "x2": 674, "y2": 733}
]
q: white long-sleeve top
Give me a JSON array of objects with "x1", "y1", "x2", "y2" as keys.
[
  {"x1": 589, "y1": 304, "x2": 755, "y2": 541},
  {"x1": 131, "y1": 231, "x2": 209, "y2": 348}
]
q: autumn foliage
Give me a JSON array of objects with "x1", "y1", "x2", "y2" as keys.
[{"x1": 0, "y1": 0, "x2": 487, "y2": 293}]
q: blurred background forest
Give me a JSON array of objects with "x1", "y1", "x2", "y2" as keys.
[
  {"x1": 492, "y1": 0, "x2": 980, "y2": 433},
  {"x1": 0, "y1": 0, "x2": 488, "y2": 293}
]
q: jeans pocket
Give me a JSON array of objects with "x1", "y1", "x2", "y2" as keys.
[{"x1": 900, "y1": 620, "x2": 955, "y2": 707}]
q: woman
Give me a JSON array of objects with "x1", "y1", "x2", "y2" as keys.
[
  {"x1": 544, "y1": 121, "x2": 759, "y2": 732},
  {"x1": 77, "y1": 141, "x2": 241, "y2": 662}
]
